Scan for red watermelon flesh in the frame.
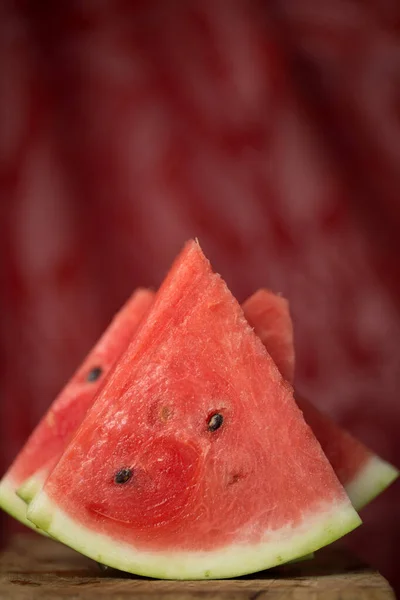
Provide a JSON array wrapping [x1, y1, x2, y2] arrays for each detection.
[[0, 288, 154, 530], [27, 241, 360, 578], [242, 289, 398, 511], [242, 289, 295, 384]]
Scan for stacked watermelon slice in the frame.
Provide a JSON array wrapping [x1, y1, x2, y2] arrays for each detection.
[[0, 241, 397, 579]]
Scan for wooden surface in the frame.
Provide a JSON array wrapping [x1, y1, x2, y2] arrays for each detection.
[[0, 534, 395, 599]]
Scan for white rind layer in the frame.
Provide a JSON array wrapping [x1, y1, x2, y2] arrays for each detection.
[[27, 492, 361, 579], [0, 476, 47, 535], [18, 473, 313, 565], [17, 472, 46, 505], [345, 455, 399, 511]]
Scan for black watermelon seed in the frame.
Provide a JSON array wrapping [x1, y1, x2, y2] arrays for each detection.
[[87, 366, 103, 382], [208, 413, 223, 432], [114, 468, 133, 484], [228, 473, 241, 485]]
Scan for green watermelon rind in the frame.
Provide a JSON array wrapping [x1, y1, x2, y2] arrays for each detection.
[[27, 492, 361, 579], [345, 455, 399, 511], [0, 477, 48, 537], [287, 553, 314, 563]]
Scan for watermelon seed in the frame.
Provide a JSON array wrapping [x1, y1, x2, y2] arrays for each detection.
[[87, 366, 103, 382], [160, 406, 172, 422], [208, 413, 223, 432], [228, 473, 241, 485], [114, 468, 133, 484]]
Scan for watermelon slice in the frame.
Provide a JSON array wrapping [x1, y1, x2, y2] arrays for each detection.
[[242, 289, 399, 511], [0, 288, 154, 531], [27, 241, 360, 579]]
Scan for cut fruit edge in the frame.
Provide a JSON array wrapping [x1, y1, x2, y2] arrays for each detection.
[[27, 491, 361, 579], [345, 454, 399, 511], [0, 476, 48, 536]]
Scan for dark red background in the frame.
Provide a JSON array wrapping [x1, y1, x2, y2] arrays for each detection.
[[1, 0, 399, 591]]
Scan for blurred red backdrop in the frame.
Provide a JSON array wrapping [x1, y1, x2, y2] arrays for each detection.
[[1, 0, 399, 590]]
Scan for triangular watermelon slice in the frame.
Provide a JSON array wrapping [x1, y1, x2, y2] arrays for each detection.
[[27, 241, 360, 579], [0, 288, 154, 531], [242, 289, 399, 511]]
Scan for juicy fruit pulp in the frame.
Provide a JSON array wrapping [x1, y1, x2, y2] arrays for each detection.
[[243, 289, 295, 383], [0, 289, 154, 530], [27, 241, 360, 579], [242, 289, 399, 511]]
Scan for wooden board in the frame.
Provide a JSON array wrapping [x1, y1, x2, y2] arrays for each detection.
[[0, 534, 395, 599]]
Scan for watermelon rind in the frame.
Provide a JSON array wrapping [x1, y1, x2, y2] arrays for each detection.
[[16, 472, 45, 505], [0, 476, 47, 536], [287, 553, 314, 563], [345, 455, 399, 511], [17, 475, 315, 568], [17, 478, 314, 567], [27, 492, 360, 579]]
